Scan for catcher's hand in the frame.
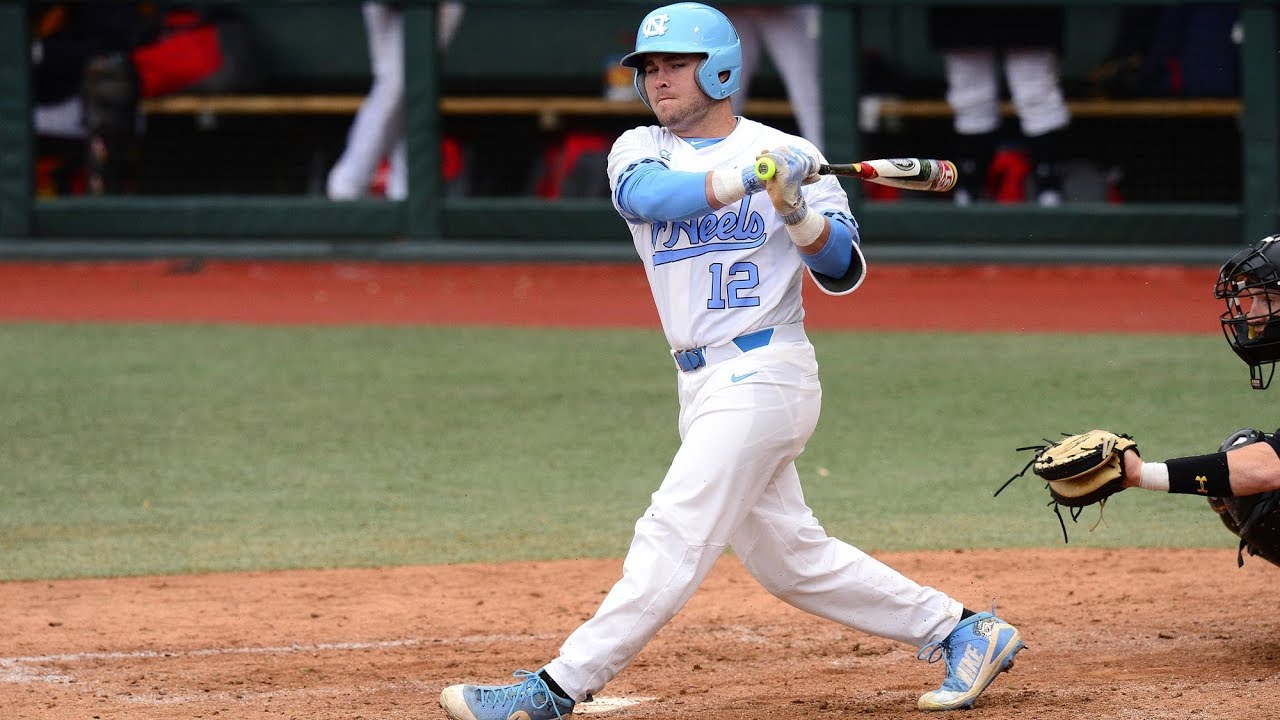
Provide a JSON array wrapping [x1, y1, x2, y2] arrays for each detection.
[[995, 429, 1139, 542]]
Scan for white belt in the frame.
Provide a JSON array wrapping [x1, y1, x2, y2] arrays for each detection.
[[672, 322, 807, 373]]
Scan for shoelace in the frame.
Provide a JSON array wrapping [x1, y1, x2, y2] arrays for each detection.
[[916, 601, 1001, 664], [475, 670, 568, 719], [916, 638, 949, 664]]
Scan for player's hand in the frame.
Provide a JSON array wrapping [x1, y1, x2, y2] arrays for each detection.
[[1120, 445, 1143, 488], [758, 145, 821, 185], [758, 146, 817, 216]]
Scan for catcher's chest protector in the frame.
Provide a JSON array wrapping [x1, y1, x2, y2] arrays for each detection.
[[1210, 428, 1280, 568], [1210, 493, 1280, 568]]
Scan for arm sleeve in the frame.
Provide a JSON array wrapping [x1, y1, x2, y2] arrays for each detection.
[[614, 160, 714, 222], [798, 214, 855, 277], [807, 209, 866, 296]]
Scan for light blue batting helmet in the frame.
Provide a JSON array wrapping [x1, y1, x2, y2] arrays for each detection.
[[619, 2, 742, 109]]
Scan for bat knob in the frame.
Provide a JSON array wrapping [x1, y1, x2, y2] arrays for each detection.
[[754, 156, 777, 181]]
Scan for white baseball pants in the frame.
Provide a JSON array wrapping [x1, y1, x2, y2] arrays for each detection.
[[327, 2, 464, 200], [543, 337, 962, 702], [943, 47, 1071, 138], [728, 5, 824, 147], [326, 2, 405, 200]]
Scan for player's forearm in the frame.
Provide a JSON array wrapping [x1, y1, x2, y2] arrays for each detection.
[[1221, 442, 1280, 495], [797, 215, 852, 278], [617, 163, 762, 222], [616, 165, 711, 221], [1126, 441, 1280, 496]]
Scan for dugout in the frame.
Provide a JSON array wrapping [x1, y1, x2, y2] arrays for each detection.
[[0, 0, 1275, 262]]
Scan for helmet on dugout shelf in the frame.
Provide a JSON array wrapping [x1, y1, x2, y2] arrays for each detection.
[[1216, 234, 1280, 389], [620, 2, 742, 109]]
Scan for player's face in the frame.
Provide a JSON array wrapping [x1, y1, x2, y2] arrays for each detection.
[[642, 53, 719, 135], [1239, 286, 1280, 330]]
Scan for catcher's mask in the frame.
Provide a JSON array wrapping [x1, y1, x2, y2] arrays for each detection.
[[619, 2, 742, 110], [1216, 233, 1280, 389]]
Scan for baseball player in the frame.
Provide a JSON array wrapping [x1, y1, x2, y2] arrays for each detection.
[[439, 5, 1023, 718], [1111, 234, 1280, 566]]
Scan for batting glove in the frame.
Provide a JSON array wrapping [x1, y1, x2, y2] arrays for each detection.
[[761, 146, 826, 246], [761, 146, 819, 216]]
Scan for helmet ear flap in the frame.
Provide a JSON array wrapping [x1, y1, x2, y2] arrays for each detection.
[[633, 69, 650, 109]]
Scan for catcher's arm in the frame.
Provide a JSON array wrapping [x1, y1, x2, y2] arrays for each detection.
[[1127, 438, 1280, 497], [1225, 442, 1280, 495]]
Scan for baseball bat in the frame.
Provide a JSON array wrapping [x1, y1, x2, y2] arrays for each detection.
[[755, 156, 957, 193]]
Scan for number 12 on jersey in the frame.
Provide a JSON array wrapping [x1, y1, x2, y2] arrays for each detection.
[[707, 262, 761, 309]]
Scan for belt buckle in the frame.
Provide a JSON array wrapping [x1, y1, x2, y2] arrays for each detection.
[[674, 347, 706, 372]]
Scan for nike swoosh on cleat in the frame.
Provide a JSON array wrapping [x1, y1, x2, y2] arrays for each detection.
[[731, 371, 758, 382]]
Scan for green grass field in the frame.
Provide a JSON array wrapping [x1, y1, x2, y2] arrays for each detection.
[[2, 323, 1270, 581]]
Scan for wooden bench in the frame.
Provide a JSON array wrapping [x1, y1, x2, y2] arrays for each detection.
[[140, 94, 1243, 128], [874, 97, 1241, 119], [139, 94, 797, 130]]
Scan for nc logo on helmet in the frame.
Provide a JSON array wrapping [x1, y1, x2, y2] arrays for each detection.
[[642, 13, 670, 38]]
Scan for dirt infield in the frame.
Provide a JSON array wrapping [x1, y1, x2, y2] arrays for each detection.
[[4, 260, 1272, 720], [5, 550, 1277, 720]]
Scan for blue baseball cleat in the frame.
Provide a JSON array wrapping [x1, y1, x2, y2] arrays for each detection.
[[439, 669, 575, 720], [916, 610, 1024, 711]]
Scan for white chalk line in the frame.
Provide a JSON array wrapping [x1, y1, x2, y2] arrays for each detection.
[[125, 681, 651, 713], [1, 632, 557, 669], [0, 622, 808, 675], [577, 696, 656, 715], [0, 633, 653, 712], [43, 674, 650, 713], [118, 676, 424, 702]]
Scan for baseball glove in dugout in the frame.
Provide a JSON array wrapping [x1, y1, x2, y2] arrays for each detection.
[[995, 429, 1137, 542]]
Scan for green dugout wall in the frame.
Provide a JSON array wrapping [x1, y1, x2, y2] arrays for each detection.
[[0, 0, 1274, 262]]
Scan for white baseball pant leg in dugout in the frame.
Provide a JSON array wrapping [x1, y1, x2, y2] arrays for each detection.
[[326, 1, 405, 200], [943, 47, 1069, 139], [942, 48, 1001, 136], [1003, 48, 1070, 138], [382, 2, 465, 201], [730, 5, 824, 146]]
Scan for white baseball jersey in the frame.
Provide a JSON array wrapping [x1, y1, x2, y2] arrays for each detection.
[[607, 117, 851, 353]]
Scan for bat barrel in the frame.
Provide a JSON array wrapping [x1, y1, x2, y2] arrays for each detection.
[[843, 158, 956, 192], [756, 156, 957, 193]]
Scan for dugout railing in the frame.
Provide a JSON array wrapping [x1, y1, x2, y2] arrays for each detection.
[[0, 0, 1273, 263]]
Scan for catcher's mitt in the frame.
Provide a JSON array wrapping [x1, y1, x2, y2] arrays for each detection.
[[995, 429, 1138, 542]]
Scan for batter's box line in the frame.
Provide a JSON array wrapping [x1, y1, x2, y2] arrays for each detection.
[[0, 632, 562, 684], [121, 684, 654, 714]]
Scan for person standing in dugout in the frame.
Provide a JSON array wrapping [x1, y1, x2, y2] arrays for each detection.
[[438, 4, 1024, 719], [927, 4, 1072, 206]]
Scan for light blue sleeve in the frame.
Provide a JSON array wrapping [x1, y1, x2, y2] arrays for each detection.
[[800, 210, 859, 277], [614, 159, 713, 222]]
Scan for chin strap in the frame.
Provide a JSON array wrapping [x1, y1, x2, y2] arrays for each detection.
[[1250, 362, 1276, 390]]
